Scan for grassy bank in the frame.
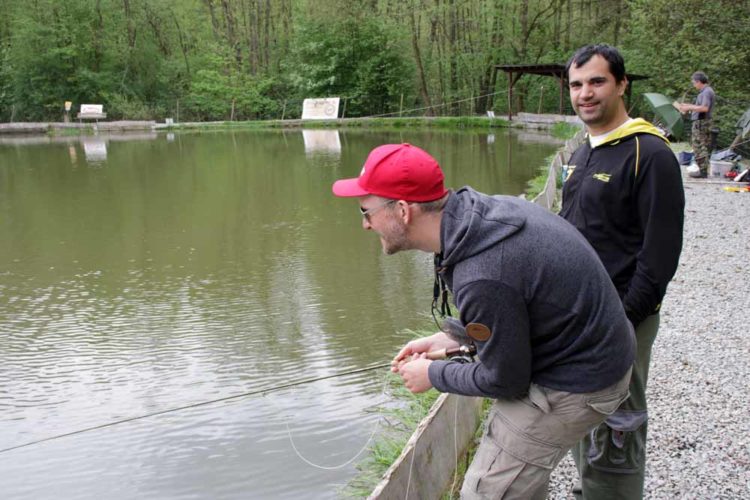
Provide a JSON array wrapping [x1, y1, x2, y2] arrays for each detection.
[[48, 126, 95, 136], [343, 371, 490, 499], [524, 122, 580, 203], [344, 368, 491, 499], [549, 121, 580, 140], [343, 372, 442, 498]]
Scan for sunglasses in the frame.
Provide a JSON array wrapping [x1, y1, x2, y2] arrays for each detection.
[[359, 199, 396, 222]]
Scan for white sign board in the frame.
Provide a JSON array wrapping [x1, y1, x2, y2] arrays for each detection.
[[301, 98, 340, 120], [80, 104, 104, 114]]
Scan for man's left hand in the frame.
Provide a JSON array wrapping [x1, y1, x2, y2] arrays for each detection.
[[398, 355, 433, 393]]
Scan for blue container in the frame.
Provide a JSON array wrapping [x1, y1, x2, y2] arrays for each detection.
[[678, 151, 694, 165]]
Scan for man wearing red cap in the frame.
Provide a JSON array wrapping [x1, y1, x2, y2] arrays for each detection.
[[333, 143, 636, 498]]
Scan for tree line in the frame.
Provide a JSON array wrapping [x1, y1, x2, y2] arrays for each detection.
[[0, 0, 747, 144]]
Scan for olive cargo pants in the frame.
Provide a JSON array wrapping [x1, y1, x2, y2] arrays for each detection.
[[572, 313, 660, 500]]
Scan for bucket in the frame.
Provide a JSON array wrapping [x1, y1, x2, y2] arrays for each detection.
[[678, 151, 694, 165], [710, 160, 733, 178]]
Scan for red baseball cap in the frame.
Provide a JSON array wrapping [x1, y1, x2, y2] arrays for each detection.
[[332, 143, 448, 202]]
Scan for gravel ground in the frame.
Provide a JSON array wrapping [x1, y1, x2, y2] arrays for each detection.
[[549, 174, 750, 498]]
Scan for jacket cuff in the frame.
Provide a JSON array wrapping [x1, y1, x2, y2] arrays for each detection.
[[427, 360, 450, 392]]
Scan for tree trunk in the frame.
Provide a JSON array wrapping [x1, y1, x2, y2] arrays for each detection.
[[122, 0, 136, 50], [92, 0, 104, 72], [172, 9, 191, 78], [410, 8, 434, 116], [221, 0, 243, 70], [613, 0, 623, 46], [448, 0, 458, 115], [264, 0, 271, 71], [205, 0, 221, 40], [565, 0, 571, 50]]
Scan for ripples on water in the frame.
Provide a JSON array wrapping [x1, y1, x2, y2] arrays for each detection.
[[1, 247, 398, 498]]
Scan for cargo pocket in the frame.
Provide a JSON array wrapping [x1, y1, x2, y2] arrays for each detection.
[[463, 405, 560, 498], [585, 386, 629, 416], [586, 410, 647, 474], [486, 405, 564, 470]]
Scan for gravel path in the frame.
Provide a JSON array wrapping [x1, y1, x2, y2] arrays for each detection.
[[549, 175, 750, 498]]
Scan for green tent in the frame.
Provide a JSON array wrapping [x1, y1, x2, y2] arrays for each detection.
[[643, 93, 685, 140], [736, 106, 750, 139]]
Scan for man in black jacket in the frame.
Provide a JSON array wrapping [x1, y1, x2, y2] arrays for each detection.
[[561, 44, 685, 499], [333, 143, 635, 498]]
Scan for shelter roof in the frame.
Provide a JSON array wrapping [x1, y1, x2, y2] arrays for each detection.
[[494, 63, 648, 81]]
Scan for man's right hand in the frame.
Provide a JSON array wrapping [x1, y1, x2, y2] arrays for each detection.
[[391, 332, 459, 372]]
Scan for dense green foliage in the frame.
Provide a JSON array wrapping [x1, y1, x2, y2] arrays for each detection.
[[0, 0, 747, 146]]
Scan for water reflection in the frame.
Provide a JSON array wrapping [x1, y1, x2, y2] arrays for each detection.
[[0, 131, 161, 165], [81, 136, 108, 163], [302, 129, 342, 156], [0, 128, 561, 499]]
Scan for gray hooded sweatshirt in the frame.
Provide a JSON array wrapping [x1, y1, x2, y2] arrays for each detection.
[[428, 187, 635, 399]]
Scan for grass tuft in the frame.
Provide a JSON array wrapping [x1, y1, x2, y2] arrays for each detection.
[[550, 121, 581, 140]]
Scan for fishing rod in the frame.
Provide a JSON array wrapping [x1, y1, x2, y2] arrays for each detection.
[[2, 318, 476, 455]]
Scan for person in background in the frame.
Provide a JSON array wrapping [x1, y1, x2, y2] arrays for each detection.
[[561, 44, 685, 499], [677, 71, 715, 178], [332, 142, 635, 498]]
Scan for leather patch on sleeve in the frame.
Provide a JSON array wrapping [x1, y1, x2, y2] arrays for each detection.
[[466, 323, 491, 341]]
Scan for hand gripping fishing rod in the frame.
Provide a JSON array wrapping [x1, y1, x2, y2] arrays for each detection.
[[1, 319, 476, 455]]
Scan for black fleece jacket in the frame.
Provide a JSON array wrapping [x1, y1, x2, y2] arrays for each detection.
[[427, 188, 635, 399], [559, 120, 685, 327]]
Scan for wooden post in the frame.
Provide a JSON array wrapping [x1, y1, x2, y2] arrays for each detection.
[[487, 66, 498, 111], [558, 75, 564, 115], [399, 93, 404, 117], [538, 86, 544, 114], [341, 98, 347, 119], [281, 100, 286, 121], [507, 72, 513, 121], [176, 99, 180, 123], [230, 98, 235, 121]]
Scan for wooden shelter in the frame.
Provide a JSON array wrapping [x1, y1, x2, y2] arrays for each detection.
[[490, 64, 648, 120]]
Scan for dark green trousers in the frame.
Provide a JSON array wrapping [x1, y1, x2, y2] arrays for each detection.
[[572, 313, 660, 500]]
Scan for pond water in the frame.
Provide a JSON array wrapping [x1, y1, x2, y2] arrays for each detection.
[[0, 127, 561, 499]]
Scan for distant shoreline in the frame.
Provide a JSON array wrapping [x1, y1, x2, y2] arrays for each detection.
[[0, 114, 582, 137]]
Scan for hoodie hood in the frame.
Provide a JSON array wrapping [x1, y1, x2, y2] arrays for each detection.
[[439, 187, 526, 267], [596, 117, 669, 148]]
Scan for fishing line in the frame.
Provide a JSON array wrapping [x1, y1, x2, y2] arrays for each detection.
[[269, 374, 391, 471], [404, 424, 418, 500], [449, 395, 460, 497], [0, 361, 392, 455]]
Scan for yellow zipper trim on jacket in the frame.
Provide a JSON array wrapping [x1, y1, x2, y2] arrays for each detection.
[[635, 136, 641, 178]]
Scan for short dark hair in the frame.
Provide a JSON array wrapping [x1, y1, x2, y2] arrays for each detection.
[[691, 71, 709, 84], [566, 44, 626, 83]]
